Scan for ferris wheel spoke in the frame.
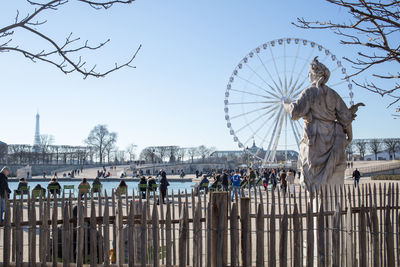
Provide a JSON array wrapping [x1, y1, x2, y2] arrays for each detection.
[[288, 43, 301, 90], [229, 88, 272, 100], [289, 78, 307, 99], [287, 46, 316, 96], [238, 108, 279, 138], [230, 104, 278, 120], [253, 107, 283, 157], [269, 46, 284, 92], [235, 106, 279, 134], [236, 75, 278, 99], [227, 100, 279, 106], [268, 113, 285, 162], [244, 64, 282, 98], [289, 117, 300, 149], [284, 42, 287, 96], [256, 53, 283, 96], [264, 109, 284, 162]]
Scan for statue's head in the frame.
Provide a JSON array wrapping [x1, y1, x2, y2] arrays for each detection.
[[308, 56, 330, 85]]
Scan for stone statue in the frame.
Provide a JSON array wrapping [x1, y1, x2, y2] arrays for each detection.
[[283, 57, 364, 191]]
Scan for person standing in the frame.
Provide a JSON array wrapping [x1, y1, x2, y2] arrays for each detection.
[[270, 169, 277, 190], [159, 171, 170, 204], [352, 168, 361, 187], [230, 170, 241, 201], [0, 166, 11, 222], [221, 169, 230, 191]]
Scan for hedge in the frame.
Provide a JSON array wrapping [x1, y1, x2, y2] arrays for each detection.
[[371, 174, 400, 180]]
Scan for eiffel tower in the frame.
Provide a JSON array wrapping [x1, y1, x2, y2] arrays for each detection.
[[32, 112, 40, 153]]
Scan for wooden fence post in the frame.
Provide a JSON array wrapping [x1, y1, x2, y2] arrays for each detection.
[[90, 200, 98, 267], [332, 204, 340, 267], [306, 202, 314, 267], [385, 205, 395, 267], [128, 200, 135, 267], [240, 197, 251, 267], [103, 192, 110, 267], [116, 193, 124, 266], [256, 203, 264, 267], [230, 202, 239, 267], [29, 197, 37, 266], [140, 203, 147, 267], [280, 205, 288, 267], [165, 198, 172, 267], [317, 202, 325, 267], [293, 204, 301, 267], [269, 194, 276, 267], [62, 204, 70, 267], [370, 205, 379, 267], [178, 204, 188, 267], [152, 201, 160, 267], [3, 196, 11, 267], [210, 192, 228, 267]]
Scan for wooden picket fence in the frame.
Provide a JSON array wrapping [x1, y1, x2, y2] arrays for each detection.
[[0, 182, 399, 266]]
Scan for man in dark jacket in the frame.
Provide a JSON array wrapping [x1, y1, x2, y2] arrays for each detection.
[[352, 168, 361, 187], [0, 166, 11, 222], [159, 170, 169, 204], [221, 169, 230, 191]]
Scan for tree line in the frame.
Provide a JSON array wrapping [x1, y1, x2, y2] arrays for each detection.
[[139, 145, 216, 164], [347, 138, 400, 160]]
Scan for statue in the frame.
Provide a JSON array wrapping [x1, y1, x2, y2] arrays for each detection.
[[283, 57, 364, 192]]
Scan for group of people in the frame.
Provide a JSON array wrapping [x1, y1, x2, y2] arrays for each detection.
[[197, 167, 298, 201], [138, 169, 170, 204]]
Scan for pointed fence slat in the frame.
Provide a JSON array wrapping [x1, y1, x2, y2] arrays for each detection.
[[165, 199, 172, 267], [256, 203, 264, 267], [279, 205, 288, 267], [240, 197, 251, 267], [293, 204, 301, 267], [230, 202, 239, 267]]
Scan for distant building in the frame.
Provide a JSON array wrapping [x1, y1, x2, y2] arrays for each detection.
[[32, 112, 40, 153], [211, 140, 298, 163]]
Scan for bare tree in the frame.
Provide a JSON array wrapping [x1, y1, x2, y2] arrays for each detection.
[[85, 124, 117, 164], [1, 0, 141, 78], [126, 144, 137, 161], [140, 147, 157, 163], [198, 145, 214, 163], [354, 140, 367, 160], [154, 146, 169, 163], [383, 138, 399, 160], [39, 134, 54, 163], [177, 147, 187, 162], [368, 139, 382, 160], [187, 147, 199, 163], [294, 0, 400, 109], [167, 146, 179, 163]]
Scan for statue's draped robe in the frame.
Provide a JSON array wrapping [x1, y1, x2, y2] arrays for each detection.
[[288, 85, 352, 191]]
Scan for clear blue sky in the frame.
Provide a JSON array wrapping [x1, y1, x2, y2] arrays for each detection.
[[1, 0, 399, 154]]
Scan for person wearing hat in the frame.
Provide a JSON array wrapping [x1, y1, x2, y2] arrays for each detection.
[[0, 166, 11, 222]]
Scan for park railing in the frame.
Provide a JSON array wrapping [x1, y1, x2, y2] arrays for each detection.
[[0, 182, 399, 266]]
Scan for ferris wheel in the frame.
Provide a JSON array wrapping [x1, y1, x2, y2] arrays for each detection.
[[224, 37, 354, 165]]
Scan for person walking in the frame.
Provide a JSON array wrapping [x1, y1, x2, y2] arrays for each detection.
[[352, 168, 361, 187], [0, 167, 11, 222], [269, 169, 277, 190], [280, 169, 287, 194], [230, 170, 241, 201], [287, 169, 295, 197]]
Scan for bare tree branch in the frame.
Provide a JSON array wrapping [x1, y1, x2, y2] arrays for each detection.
[[0, 0, 140, 78], [293, 0, 400, 111]]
